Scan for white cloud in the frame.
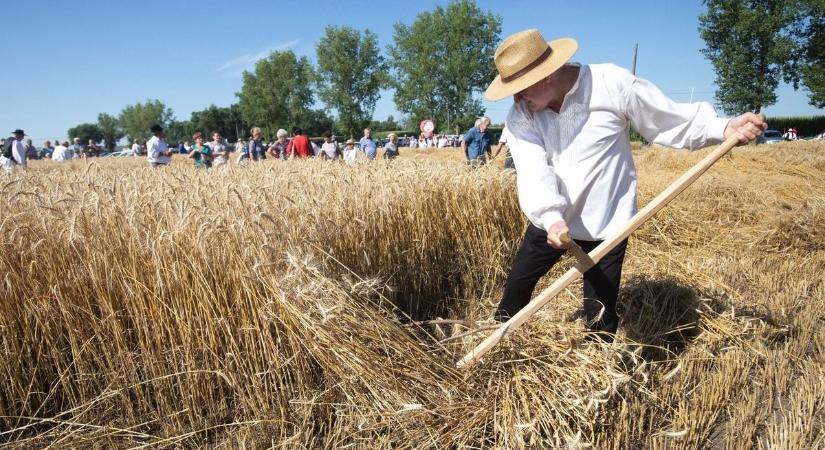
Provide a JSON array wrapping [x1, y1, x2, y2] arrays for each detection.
[[217, 40, 300, 76]]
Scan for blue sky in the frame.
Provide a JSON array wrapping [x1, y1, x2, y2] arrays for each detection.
[[3, 0, 822, 142]]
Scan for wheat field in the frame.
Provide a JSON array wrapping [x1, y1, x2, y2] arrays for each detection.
[[0, 142, 823, 449]]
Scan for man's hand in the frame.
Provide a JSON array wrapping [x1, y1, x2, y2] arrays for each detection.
[[546, 220, 570, 249], [724, 112, 767, 145]]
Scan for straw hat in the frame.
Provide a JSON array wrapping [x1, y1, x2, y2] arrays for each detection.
[[484, 29, 577, 101], [345, 138, 355, 145]]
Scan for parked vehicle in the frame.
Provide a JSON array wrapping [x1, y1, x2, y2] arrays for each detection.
[[758, 130, 783, 145], [102, 150, 136, 157]]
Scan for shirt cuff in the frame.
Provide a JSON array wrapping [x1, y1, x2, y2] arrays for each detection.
[[707, 117, 730, 142], [538, 209, 565, 231]]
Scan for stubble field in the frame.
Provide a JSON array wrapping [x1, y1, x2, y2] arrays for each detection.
[[0, 142, 823, 449]]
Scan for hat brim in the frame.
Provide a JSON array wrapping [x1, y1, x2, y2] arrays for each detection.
[[484, 38, 578, 102]]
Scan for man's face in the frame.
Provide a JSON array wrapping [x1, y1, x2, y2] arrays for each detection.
[[364, 129, 371, 138], [514, 77, 556, 112], [213, 133, 221, 141], [15, 133, 24, 141]]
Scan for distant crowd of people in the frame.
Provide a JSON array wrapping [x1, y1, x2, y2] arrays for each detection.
[[2, 119, 520, 171], [145, 125, 402, 168]]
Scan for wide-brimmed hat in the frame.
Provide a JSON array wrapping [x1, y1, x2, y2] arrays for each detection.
[[387, 133, 397, 140], [11, 129, 25, 135], [484, 29, 577, 101], [345, 138, 355, 145]]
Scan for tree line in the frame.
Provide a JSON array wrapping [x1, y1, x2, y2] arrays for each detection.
[[700, 0, 825, 114], [68, 0, 501, 149], [68, 0, 825, 149]]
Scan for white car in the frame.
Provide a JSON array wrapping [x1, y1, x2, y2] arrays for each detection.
[[102, 150, 135, 157]]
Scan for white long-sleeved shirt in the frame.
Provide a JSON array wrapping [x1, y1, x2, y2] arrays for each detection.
[[52, 144, 69, 161], [506, 63, 730, 241], [146, 135, 170, 164]]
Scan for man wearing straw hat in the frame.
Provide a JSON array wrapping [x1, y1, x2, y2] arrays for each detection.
[[486, 29, 766, 341], [1, 129, 29, 171]]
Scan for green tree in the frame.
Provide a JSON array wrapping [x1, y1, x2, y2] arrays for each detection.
[[299, 109, 335, 137], [96, 113, 123, 151], [236, 50, 315, 138], [189, 104, 248, 142], [316, 26, 388, 138], [789, 0, 825, 107], [67, 123, 103, 145], [699, 0, 797, 114], [370, 115, 401, 131], [165, 120, 195, 145], [119, 99, 174, 142], [388, 0, 501, 132]]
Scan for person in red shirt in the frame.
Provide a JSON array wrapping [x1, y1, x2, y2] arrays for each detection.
[[286, 127, 313, 159]]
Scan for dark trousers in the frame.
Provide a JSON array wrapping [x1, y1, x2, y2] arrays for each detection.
[[495, 224, 628, 342]]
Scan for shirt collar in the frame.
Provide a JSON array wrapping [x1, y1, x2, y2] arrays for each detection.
[[560, 63, 584, 111]]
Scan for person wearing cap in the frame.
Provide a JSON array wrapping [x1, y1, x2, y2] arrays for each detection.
[[485, 29, 767, 341], [462, 117, 493, 165], [147, 124, 173, 167], [343, 138, 358, 165], [1, 129, 28, 170], [383, 133, 400, 160]]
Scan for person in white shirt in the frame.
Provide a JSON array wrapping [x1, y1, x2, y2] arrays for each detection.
[[484, 29, 767, 341], [320, 132, 340, 160], [437, 135, 448, 148], [492, 126, 515, 170], [131, 139, 142, 156], [146, 124, 173, 167], [52, 140, 70, 162], [343, 138, 358, 164], [1, 129, 28, 171]]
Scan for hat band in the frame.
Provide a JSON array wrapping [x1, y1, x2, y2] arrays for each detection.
[[501, 46, 554, 83]]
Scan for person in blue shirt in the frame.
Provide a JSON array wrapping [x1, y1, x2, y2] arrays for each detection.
[[462, 116, 492, 165], [359, 127, 377, 160]]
